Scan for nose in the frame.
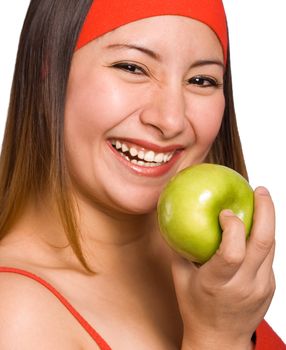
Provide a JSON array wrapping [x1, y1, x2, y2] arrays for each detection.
[[139, 85, 187, 139]]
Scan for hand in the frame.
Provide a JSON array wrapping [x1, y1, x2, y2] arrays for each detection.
[[172, 187, 276, 350]]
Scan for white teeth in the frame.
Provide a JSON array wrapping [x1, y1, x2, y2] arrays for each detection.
[[122, 143, 129, 153], [111, 139, 175, 167], [131, 159, 161, 168], [167, 153, 173, 161], [154, 153, 164, 163], [116, 141, 122, 150], [130, 147, 138, 157], [138, 150, 145, 160], [131, 159, 159, 167], [144, 151, 155, 162]]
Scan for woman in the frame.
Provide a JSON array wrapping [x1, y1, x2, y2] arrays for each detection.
[[0, 0, 284, 349]]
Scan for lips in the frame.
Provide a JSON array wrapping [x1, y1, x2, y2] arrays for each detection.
[[108, 138, 184, 177]]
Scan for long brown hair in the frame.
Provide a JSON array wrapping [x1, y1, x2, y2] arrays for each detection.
[[0, 1, 247, 269], [206, 45, 248, 178]]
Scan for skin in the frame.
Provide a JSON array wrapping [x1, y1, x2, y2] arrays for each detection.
[[0, 16, 275, 350]]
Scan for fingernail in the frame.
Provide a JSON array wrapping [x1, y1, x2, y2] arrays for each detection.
[[221, 209, 234, 216], [256, 186, 270, 196]]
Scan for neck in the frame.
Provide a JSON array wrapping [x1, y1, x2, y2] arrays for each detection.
[[4, 193, 170, 273], [74, 195, 168, 272]]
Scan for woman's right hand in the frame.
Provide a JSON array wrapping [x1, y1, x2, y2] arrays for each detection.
[[171, 186, 276, 350]]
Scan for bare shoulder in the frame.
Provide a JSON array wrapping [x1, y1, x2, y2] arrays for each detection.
[[0, 271, 82, 349]]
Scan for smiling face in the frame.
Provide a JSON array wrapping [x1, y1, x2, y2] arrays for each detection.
[[64, 15, 225, 214]]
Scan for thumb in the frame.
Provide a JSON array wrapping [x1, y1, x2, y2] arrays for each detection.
[[205, 209, 246, 283]]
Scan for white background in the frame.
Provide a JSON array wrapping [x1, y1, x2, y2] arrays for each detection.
[[0, 1, 285, 342]]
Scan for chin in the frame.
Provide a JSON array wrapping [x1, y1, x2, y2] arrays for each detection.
[[106, 188, 161, 216]]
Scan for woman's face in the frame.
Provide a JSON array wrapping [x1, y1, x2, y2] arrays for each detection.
[[64, 15, 225, 214]]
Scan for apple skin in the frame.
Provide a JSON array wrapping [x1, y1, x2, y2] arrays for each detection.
[[157, 163, 254, 264]]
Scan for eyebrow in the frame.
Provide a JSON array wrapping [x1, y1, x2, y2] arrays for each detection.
[[105, 43, 224, 69], [105, 43, 162, 61], [190, 59, 225, 70]]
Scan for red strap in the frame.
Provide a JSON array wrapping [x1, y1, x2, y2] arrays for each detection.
[[0, 267, 111, 350], [1, 267, 285, 349], [255, 319, 286, 349]]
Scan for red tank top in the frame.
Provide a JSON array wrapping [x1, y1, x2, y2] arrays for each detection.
[[0, 266, 111, 350], [0, 266, 285, 349]]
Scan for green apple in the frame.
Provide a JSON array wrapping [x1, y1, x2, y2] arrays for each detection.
[[157, 163, 254, 264]]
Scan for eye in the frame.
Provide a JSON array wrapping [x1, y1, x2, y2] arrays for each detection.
[[188, 75, 222, 88], [111, 62, 148, 75]]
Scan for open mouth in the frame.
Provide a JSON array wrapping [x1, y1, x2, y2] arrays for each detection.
[[111, 139, 175, 168]]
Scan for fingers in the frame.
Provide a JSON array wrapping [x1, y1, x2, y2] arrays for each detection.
[[173, 186, 275, 291], [255, 243, 276, 302], [252, 242, 276, 298], [203, 209, 246, 283], [171, 252, 200, 312], [171, 252, 196, 291], [256, 240, 276, 278], [244, 186, 275, 274]]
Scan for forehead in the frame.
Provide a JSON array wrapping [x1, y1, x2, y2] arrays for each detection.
[[95, 15, 224, 59], [101, 15, 218, 40]]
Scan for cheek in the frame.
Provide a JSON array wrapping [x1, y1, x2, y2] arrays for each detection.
[[65, 74, 132, 138], [190, 93, 225, 146], [64, 72, 128, 186]]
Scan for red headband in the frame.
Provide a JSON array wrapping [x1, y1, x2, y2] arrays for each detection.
[[76, 0, 228, 63]]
